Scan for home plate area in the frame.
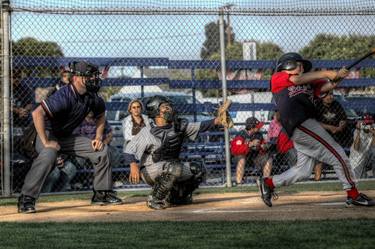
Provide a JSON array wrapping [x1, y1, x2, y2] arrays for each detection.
[[1, 191, 374, 222]]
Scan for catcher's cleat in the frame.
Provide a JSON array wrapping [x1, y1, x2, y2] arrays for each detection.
[[146, 195, 171, 210], [257, 177, 273, 207], [17, 195, 36, 214], [346, 193, 375, 207], [91, 190, 123, 206]]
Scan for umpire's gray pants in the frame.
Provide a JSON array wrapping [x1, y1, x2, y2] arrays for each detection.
[[21, 132, 112, 198], [273, 119, 357, 190]]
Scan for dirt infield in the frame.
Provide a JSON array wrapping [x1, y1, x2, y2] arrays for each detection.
[[1, 190, 375, 222]]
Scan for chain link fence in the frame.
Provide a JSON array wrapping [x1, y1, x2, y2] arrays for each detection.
[[2, 0, 375, 196]]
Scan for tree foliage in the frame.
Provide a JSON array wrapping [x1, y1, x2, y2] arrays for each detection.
[[197, 40, 282, 97], [200, 21, 235, 59], [300, 34, 375, 77], [12, 37, 64, 57], [197, 41, 282, 81], [299, 34, 375, 59], [12, 37, 64, 77]]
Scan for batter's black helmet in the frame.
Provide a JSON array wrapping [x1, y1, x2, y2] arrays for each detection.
[[145, 95, 173, 118], [275, 52, 312, 72]]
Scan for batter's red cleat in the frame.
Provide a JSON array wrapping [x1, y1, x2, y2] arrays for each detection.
[[257, 177, 273, 207], [346, 193, 375, 207]]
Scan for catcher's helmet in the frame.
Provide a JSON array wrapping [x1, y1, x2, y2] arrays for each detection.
[[275, 52, 312, 72], [145, 95, 173, 118]]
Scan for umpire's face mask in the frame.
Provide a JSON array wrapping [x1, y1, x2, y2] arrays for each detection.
[[159, 103, 175, 123], [84, 73, 101, 93]]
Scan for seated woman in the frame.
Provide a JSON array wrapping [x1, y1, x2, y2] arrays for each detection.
[[122, 99, 151, 151]]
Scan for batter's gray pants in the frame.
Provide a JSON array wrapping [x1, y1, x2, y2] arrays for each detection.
[[21, 132, 113, 198], [273, 119, 357, 190]]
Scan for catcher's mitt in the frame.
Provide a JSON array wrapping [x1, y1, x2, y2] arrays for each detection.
[[217, 99, 234, 128]]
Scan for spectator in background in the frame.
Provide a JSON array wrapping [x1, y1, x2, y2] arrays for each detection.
[[12, 68, 33, 129], [35, 65, 71, 104], [56, 65, 71, 90], [266, 109, 297, 168], [75, 111, 124, 169], [315, 90, 351, 180], [41, 154, 77, 192], [122, 99, 151, 151], [350, 115, 375, 179], [231, 117, 273, 185], [316, 90, 350, 147]]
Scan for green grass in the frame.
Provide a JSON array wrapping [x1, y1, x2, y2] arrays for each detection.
[[1, 180, 375, 206], [0, 220, 374, 249]]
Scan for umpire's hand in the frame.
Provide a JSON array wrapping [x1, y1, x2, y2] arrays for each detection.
[[129, 162, 140, 184], [91, 139, 104, 151]]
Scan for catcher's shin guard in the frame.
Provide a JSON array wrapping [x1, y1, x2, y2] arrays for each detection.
[[169, 162, 206, 205], [147, 172, 176, 210]]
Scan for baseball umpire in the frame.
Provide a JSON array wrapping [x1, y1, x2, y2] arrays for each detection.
[[258, 52, 375, 207], [124, 95, 232, 210], [17, 61, 123, 213]]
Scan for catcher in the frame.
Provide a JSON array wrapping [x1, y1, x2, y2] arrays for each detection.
[[123, 95, 233, 210]]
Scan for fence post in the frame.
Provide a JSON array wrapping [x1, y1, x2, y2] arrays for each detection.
[[191, 68, 197, 122], [219, 9, 232, 188], [1, 0, 11, 196]]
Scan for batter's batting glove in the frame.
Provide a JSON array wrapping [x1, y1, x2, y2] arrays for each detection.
[[216, 99, 234, 129], [331, 67, 349, 83]]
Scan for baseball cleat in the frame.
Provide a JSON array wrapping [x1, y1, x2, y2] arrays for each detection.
[[17, 195, 36, 214], [91, 190, 123, 205], [146, 195, 170, 210], [346, 193, 375, 207], [257, 177, 273, 207]]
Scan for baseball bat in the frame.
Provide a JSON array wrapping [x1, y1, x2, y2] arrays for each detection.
[[346, 48, 375, 70]]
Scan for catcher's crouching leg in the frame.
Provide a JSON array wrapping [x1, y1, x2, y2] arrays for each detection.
[[169, 161, 206, 205], [147, 161, 183, 210]]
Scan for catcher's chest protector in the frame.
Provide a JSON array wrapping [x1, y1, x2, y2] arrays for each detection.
[[150, 119, 188, 163]]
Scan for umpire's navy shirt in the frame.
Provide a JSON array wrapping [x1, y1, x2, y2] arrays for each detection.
[[41, 84, 105, 138]]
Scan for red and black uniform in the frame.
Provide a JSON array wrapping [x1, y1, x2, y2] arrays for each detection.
[[271, 72, 320, 137], [266, 71, 358, 201]]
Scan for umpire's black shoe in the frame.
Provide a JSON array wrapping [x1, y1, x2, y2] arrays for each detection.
[[91, 190, 123, 206], [17, 195, 36, 214], [257, 177, 273, 207], [346, 193, 375, 207]]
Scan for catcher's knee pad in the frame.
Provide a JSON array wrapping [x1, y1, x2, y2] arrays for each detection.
[[164, 161, 183, 178], [190, 161, 206, 182]]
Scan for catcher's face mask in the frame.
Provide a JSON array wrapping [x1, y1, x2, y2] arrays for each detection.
[[159, 102, 175, 123]]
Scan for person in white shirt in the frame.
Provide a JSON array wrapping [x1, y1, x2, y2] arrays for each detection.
[[122, 99, 151, 151], [350, 115, 375, 179]]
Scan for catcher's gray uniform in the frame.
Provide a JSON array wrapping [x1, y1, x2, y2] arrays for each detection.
[[124, 120, 201, 183]]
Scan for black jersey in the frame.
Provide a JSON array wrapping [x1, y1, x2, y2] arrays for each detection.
[[271, 72, 317, 137]]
